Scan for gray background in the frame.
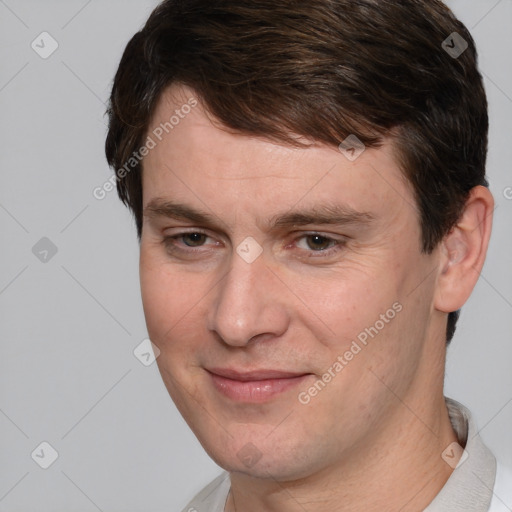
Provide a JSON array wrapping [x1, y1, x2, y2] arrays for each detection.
[[0, 1, 510, 510]]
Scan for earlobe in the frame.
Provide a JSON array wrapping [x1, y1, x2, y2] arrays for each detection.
[[434, 186, 494, 313]]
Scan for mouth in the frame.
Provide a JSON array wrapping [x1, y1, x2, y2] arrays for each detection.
[[206, 368, 313, 403]]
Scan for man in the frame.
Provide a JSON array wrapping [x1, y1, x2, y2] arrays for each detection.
[[105, 0, 512, 510]]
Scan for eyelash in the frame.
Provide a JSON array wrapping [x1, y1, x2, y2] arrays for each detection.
[[161, 231, 346, 258]]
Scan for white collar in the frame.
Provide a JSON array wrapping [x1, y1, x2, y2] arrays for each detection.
[[424, 397, 497, 511]]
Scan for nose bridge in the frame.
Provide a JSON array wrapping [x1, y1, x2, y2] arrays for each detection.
[[207, 249, 287, 346]]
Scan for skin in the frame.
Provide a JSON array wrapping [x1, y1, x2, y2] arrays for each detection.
[[139, 84, 494, 511]]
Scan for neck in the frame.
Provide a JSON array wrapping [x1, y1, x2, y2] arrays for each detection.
[[225, 393, 459, 512]]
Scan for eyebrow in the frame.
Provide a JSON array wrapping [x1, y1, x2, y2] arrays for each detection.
[[143, 198, 374, 231]]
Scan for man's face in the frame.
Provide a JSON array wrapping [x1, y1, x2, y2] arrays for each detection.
[[139, 84, 443, 480]]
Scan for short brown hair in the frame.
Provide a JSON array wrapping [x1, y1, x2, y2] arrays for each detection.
[[105, 0, 488, 343]]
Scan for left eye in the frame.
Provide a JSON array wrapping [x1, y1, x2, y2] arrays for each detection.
[[296, 234, 336, 251], [293, 234, 345, 256]]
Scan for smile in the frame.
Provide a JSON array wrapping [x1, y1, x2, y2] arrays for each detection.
[[206, 368, 313, 403]]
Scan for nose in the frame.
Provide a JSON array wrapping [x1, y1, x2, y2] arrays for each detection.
[[207, 248, 289, 347]]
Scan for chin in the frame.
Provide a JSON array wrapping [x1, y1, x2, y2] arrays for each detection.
[[199, 431, 323, 482]]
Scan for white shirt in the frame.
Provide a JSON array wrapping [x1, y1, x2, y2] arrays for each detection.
[[182, 398, 512, 511]]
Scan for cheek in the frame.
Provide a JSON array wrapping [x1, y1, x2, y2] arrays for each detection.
[[302, 264, 418, 390], [302, 271, 395, 343], [139, 250, 215, 370], [140, 252, 191, 344]]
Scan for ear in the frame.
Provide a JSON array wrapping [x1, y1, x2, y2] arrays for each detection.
[[434, 186, 494, 314]]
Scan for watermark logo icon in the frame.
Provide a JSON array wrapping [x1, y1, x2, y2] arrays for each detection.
[[338, 135, 366, 161], [441, 442, 468, 469], [236, 237, 263, 264], [442, 32, 468, 59], [32, 237, 58, 263], [31, 32, 59, 59], [31, 441, 59, 469], [134, 338, 161, 366], [237, 442, 263, 468]]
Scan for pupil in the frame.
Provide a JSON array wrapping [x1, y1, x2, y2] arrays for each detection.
[[185, 233, 204, 246], [309, 235, 328, 250]]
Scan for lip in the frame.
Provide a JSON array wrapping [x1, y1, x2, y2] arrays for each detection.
[[206, 368, 312, 403]]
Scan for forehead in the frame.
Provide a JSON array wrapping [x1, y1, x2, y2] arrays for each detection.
[[142, 84, 416, 228]]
